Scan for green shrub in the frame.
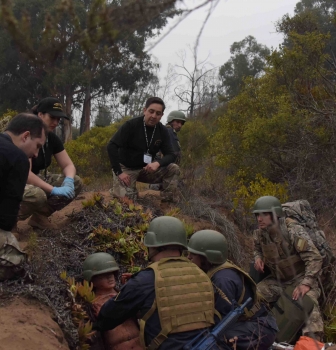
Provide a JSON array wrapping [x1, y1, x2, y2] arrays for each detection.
[[65, 118, 129, 180], [227, 173, 288, 215], [0, 109, 17, 132]]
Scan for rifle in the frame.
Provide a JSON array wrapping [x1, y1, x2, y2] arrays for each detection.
[[183, 297, 252, 350]]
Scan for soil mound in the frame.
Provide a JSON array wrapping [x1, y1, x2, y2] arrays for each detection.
[[0, 297, 69, 350], [0, 191, 165, 349], [0, 190, 247, 349]]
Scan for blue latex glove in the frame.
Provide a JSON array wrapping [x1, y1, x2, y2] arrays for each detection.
[[51, 182, 75, 199], [62, 177, 75, 191]]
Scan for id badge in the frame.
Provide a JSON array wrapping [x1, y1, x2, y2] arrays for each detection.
[[144, 153, 152, 164]]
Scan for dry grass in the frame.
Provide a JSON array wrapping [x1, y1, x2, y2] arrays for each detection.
[[82, 174, 150, 193], [178, 195, 246, 267], [82, 173, 112, 192]]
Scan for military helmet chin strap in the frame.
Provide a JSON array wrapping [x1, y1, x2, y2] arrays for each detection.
[[148, 247, 160, 261]]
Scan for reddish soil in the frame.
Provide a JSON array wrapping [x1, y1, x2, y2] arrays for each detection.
[[3, 191, 114, 350], [16, 190, 163, 242], [16, 191, 112, 243], [0, 297, 69, 350]]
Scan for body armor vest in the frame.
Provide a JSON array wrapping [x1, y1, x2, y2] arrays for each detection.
[[139, 257, 215, 350], [257, 218, 305, 281], [208, 261, 262, 319]]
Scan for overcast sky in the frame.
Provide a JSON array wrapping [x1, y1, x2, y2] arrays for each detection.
[[148, 0, 299, 113], [150, 0, 299, 68]]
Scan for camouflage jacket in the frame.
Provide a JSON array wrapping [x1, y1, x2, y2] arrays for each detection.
[[253, 218, 323, 287], [166, 125, 181, 164]]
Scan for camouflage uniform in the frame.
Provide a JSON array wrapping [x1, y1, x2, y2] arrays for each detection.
[[18, 174, 83, 220], [166, 125, 182, 164], [253, 217, 324, 334], [112, 163, 179, 201], [0, 229, 26, 281]]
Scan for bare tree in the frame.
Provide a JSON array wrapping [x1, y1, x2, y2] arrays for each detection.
[[173, 48, 219, 117]]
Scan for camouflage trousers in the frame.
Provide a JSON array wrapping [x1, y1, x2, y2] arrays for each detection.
[[18, 174, 83, 220], [0, 229, 26, 281], [112, 163, 180, 201], [257, 276, 323, 334]]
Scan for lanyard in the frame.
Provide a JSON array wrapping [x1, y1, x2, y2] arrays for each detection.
[[143, 118, 156, 153]]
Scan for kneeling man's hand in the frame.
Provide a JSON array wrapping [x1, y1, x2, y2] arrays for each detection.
[[144, 161, 160, 173], [118, 173, 131, 187], [292, 284, 310, 300]]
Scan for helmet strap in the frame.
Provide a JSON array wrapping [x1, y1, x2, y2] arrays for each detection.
[[148, 247, 168, 260], [201, 258, 213, 273]]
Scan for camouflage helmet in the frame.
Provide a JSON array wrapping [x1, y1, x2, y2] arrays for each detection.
[[188, 230, 228, 264], [167, 110, 186, 124], [144, 216, 188, 249], [252, 196, 284, 217], [82, 252, 119, 282]]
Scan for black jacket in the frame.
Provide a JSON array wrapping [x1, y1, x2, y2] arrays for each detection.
[[0, 133, 29, 230], [107, 117, 176, 175]]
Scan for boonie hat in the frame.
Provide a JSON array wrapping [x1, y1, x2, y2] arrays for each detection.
[[37, 97, 69, 119]]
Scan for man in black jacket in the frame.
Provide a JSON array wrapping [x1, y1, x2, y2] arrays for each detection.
[[0, 113, 46, 281], [107, 97, 180, 202]]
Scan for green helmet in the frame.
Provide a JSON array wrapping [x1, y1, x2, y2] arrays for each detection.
[[167, 111, 186, 124], [144, 216, 187, 249], [252, 196, 284, 217], [82, 252, 119, 282], [188, 230, 228, 264]]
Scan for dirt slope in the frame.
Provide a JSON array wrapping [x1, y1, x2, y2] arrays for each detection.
[[0, 298, 69, 350], [0, 190, 248, 350], [1, 191, 109, 350]]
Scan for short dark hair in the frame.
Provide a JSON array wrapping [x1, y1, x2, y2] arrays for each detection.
[[145, 97, 165, 111], [6, 113, 47, 138]]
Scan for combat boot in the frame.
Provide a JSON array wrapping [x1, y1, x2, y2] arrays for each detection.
[[28, 213, 56, 230]]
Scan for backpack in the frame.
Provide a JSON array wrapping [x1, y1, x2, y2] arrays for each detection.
[[282, 200, 335, 267], [271, 285, 315, 344]]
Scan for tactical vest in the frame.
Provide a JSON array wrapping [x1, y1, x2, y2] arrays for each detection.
[[139, 257, 215, 350], [207, 261, 262, 319], [257, 218, 306, 282]]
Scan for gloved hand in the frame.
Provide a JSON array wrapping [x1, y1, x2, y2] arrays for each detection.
[[59, 176, 75, 198], [61, 177, 75, 191], [51, 184, 75, 199]]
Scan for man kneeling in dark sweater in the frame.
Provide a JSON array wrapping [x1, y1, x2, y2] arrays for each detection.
[[107, 97, 179, 202]]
